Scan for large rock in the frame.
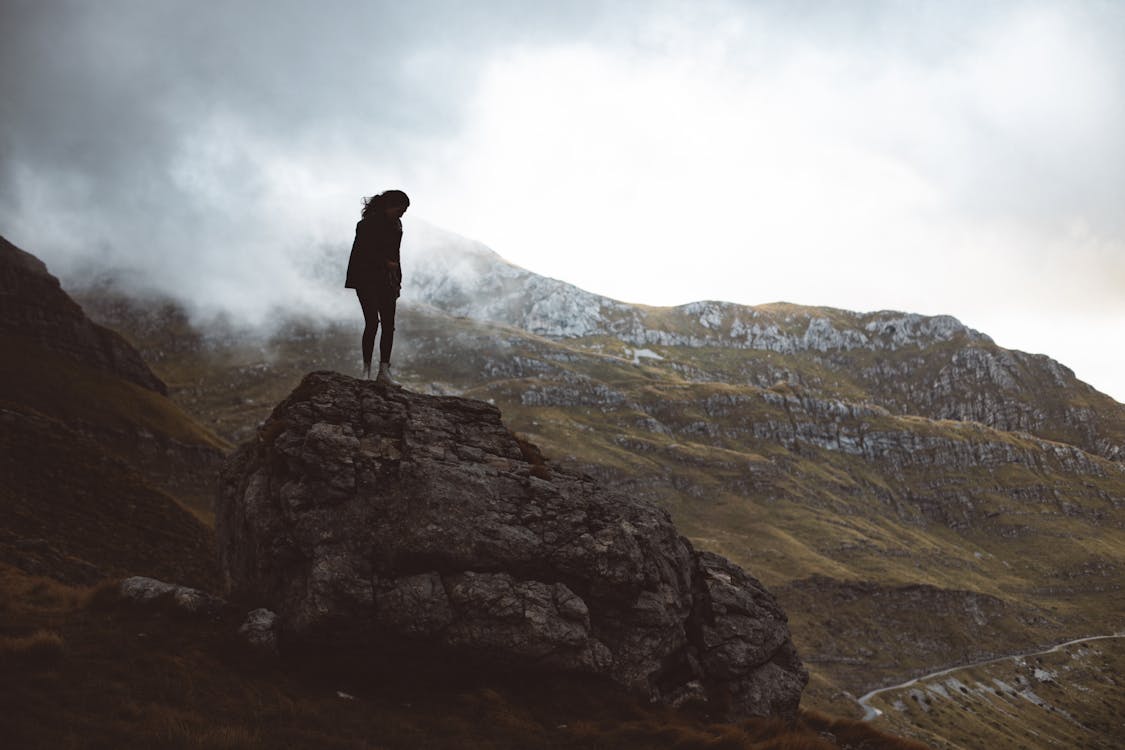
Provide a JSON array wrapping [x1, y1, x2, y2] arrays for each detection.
[[217, 371, 807, 719]]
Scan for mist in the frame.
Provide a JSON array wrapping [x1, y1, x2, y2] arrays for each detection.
[[2, 1, 1123, 400]]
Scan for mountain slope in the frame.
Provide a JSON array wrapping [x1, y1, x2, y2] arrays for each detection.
[[859, 634, 1125, 749], [74, 235, 1125, 746], [0, 235, 166, 394], [0, 235, 226, 586], [401, 225, 1125, 462]]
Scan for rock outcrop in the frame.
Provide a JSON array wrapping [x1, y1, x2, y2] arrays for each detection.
[[398, 228, 1125, 461], [217, 371, 807, 719], [119, 576, 225, 616]]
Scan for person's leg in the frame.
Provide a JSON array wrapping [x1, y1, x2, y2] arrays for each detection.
[[356, 289, 380, 374], [377, 295, 397, 364]]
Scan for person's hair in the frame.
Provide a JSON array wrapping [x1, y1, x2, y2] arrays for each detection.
[[361, 189, 411, 219]]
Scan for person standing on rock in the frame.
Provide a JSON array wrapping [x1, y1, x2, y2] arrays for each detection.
[[345, 189, 409, 385]]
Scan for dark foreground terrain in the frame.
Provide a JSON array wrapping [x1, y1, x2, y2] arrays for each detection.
[[0, 565, 927, 749]]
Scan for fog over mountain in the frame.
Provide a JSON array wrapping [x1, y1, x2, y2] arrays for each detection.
[[2, 1, 1123, 400]]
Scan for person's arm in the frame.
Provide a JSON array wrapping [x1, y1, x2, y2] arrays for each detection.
[[371, 219, 402, 269], [384, 218, 402, 268]]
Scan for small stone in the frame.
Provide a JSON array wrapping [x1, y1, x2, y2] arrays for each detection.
[[119, 576, 225, 615], [238, 608, 278, 654]]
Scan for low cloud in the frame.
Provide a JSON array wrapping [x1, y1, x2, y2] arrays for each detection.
[[2, 1, 1123, 399]]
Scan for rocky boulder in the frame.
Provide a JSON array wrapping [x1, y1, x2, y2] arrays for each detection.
[[216, 371, 807, 719], [118, 576, 225, 616]]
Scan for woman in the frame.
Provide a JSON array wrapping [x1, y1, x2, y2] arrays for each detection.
[[345, 189, 410, 385]]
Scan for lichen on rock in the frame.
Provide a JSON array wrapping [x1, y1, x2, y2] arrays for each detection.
[[216, 371, 807, 719]]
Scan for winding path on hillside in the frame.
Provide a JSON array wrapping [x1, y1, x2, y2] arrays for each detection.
[[857, 632, 1125, 721]]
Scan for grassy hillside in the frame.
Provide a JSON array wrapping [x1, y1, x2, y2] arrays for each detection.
[[0, 332, 224, 451], [0, 331, 228, 521], [0, 331, 225, 587], [860, 634, 1125, 749], [74, 289, 1125, 745], [0, 408, 218, 589]]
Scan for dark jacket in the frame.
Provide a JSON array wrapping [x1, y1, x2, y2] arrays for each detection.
[[345, 214, 402, 294]]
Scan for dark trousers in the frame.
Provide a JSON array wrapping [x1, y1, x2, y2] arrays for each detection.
[[356, 287, 397, 366]]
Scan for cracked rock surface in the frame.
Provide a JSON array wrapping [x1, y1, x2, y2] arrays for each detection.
[[217, 371, 807, 719]]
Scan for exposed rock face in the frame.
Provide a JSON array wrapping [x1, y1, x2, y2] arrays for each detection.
[[0, 234, 165, 393], [398, 228, 1124, 462], [217, 371, 807, 719], [403, 226, 986, 352]]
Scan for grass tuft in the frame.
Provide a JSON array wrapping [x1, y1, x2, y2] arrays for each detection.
[[84, 578, 127, 611], [0, 629, 65, 670], [798, 709, 931, 749]]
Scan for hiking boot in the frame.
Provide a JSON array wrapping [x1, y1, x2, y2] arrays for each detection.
[[375, 362, 398, 387], [362, 363, 372, 380]]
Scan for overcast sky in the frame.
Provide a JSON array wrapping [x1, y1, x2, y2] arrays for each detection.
[[2, 1, 1123, 401]]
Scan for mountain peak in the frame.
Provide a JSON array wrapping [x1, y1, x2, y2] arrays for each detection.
[[403, 228, 993, 353]]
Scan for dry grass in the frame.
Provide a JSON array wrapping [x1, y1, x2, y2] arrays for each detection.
[[567, 710, 931, 750], [0, 566, 105, 619], [0, 564, 924, 750], [0, 629, 65, 670], [861, 637, 1125, 750], [798, 710, 930, 749], [0, 332, 228, 452], [0, 406, 219, 589]]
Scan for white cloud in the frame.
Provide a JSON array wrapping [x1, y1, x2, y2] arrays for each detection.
[[2, 1, 1122, 400], [402, 4, 1125, 401]]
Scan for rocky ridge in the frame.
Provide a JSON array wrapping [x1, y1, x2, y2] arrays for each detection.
[[404, 230, 988, 351], [217, 371, 808, 719], [0, 234, 166, 394], [399, 227, 1124, 462]]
